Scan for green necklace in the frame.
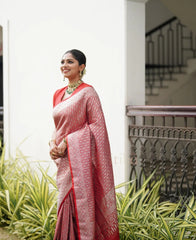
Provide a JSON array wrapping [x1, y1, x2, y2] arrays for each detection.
[[66, 80, 83, 94]]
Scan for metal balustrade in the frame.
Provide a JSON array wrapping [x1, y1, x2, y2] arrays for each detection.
[[146, 17, 196, 95], [126, 105, 196, 202]]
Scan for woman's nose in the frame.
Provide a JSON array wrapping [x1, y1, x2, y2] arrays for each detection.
[[61, 63, 67, 69]]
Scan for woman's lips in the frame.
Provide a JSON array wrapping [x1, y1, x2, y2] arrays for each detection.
[[63, 70, 70, 74]]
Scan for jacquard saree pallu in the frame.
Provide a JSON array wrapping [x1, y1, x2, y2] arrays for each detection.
[[52, 83, 119, 240]]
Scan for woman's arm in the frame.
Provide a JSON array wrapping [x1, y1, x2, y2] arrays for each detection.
[[49, 130, 67, 160], [49, 130, 58, 160]]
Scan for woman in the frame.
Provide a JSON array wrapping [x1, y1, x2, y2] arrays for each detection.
[[49, 49, 119, 240]]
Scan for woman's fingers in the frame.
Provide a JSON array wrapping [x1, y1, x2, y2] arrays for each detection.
[[57, 140, 67, 155], [50, 146, 60, 158], [50, 148, 65, 159], [49, 140, 67, 159], [57, 149, 66, 157], [50, 146, 58, 154]]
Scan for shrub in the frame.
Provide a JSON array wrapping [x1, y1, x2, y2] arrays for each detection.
[[0, 144, 196, 239], [116, 174, 196, 240], [0, 146, 57, 239]]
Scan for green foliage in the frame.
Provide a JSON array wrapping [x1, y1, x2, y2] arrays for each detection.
[[0, 146, 57, 239], [116, 174, 196, 240], [0, 142, 196, 239]]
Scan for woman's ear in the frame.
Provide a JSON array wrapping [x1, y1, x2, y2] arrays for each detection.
[[79, 64, 85, 72]]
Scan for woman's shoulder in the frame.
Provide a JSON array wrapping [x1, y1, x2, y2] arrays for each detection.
[[82, 83, 98, 97], [53, 86, 67, 107], [54, 86, 66, 97]]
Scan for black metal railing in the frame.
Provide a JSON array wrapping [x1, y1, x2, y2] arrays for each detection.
[[146, 17, 196, 95], [126, 105, 196, 202]]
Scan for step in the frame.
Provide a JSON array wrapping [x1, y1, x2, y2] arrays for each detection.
[[146, 73, 187, 85], [146, 66, 187, 73], [145, 57, 196, 104], [187, 58, 196, 74], [146, 87, 159, 96], [146, 75, 189, 105], [146, 80, 177, 89], [146, 78, 186, 91]]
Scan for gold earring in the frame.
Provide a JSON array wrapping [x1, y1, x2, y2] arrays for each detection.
[[79, 71, 82, 78]]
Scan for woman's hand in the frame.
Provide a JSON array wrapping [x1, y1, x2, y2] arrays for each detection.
[[57, 138, 67, 157], [49, 140, 60, 160], [49, 138, 67, 160]]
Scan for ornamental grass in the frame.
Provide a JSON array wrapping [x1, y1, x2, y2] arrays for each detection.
[[0, 145, 57, 239], [116, 175, 196, 240], [0, 143, 196, 239]]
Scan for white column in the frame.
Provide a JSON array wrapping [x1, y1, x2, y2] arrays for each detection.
[[124, 0, 147, 181], [126, 0, 146, 105], [0, 18, 10, 159]]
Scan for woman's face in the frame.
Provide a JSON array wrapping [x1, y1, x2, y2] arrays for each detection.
[[60, 53, 84, 81]]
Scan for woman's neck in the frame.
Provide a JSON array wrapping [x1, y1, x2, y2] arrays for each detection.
[[68, 77, 81, 85]]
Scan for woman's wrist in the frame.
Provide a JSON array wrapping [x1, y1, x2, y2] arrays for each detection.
[[49, 139, 56, 146], [62, 138, 67, 147]]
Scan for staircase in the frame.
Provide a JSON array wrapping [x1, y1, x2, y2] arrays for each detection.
[[145, 17, 196, 105], [146, 58, 196, 105]]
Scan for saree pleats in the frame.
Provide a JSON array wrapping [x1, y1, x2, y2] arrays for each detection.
[[55, 154, 72, 211], [54, 190, 78, 240]]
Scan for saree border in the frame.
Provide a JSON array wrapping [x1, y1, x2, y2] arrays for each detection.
[[57, 188, 72, 216], [53, 83, 92, 108], [66, 136, 81, 240]]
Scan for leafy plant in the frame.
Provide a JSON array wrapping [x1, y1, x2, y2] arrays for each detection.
[[116, 174, 196, 240], [0, 146, 58, 239], [0, 142, 196, 240]]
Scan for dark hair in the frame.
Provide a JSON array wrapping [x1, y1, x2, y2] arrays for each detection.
[[64, 49, 86, 66]]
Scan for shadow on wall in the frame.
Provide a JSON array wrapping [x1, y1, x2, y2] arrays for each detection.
[[170, 70, 196, 105]]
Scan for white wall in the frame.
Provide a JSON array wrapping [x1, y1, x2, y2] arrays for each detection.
[[0, 0, 146, 185], [0, 26, 2, 56], [125, 0, 146, 181]]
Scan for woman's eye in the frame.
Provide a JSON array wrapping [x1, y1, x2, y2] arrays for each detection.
[[61, 60, 73, 64]]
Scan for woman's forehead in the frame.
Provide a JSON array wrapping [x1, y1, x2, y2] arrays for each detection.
[[62, 53, 74, 60]]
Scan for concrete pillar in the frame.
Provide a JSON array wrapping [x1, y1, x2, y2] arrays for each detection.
[[124, 0, 146, 182]]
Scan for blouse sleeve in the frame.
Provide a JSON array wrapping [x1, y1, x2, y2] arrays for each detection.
[[53, 90, 59, 108]]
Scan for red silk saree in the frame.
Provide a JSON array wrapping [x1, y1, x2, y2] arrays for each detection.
[[52, 83, 119, 240]]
